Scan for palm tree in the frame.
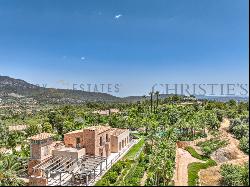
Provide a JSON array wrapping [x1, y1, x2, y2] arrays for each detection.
[[1, 155, 21, 171], [0, 155, 22, 186], [149, 92, 154, 113], [155, 91, 160, 113]]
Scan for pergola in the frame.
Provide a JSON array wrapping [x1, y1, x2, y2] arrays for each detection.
[[33, 155, 107, 186]]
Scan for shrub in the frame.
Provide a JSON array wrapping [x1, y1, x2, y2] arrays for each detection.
[[197, 138, 228, 156], [95, 178, 110, 186], [124, 164, 145, 186], [111, 161, 124, 174], [239, 136, 249, 154], [123, 139, 144, 160], [221, 163, 249, 186], [106, 171, 118, 184], [231, 124, 249, 139]]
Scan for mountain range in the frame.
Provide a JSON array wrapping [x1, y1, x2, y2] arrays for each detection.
[[0, 76, 248, 104]]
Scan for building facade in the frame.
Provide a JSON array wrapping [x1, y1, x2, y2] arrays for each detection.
[[28, 126, 130, 186]]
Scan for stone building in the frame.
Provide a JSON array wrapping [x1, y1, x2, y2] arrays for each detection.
[[28, 126, 130, 186], [110, 128, 130, 153], [64, 126, 112, 157], [92, 108, 120, 116], [28, 133, 55, 185]]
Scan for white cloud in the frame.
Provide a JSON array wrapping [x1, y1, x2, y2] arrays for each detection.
[[114, 14, 122, 19], [81, 57, 85, 60]]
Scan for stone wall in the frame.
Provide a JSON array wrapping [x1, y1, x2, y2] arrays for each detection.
[[52, 148, 86, 160], [30, 138, 54, 161], [83, 129, 96, 155], [64, 131, 84, 148], [28, 159, 41, 176], [176, 141, 194, 149], [96, 130, 111, 157], [29, 176, 48, 186], [111, 136, 118, 153], [111, 130, 129, 152]]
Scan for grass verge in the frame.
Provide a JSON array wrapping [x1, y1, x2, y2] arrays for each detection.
[[123, 138, 144, 160], [184, 146, 208, 161], [185, 146, 217, 186], [188, 159, 217, 186], [95, 138, 145, 186]]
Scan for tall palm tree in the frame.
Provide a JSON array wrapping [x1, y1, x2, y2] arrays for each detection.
[[155, 91, 160, 113], [149, 92, 154, 113]]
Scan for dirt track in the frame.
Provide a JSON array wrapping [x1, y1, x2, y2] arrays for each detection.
[[199, 118, 249, 186], [174, 118, 249, 186], [174, 148, 204, 186]]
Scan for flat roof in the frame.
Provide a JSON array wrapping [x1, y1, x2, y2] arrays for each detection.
[[111, 128, 128, 136], [28, 133, 54, 141], [8, 125, 27, 131], [85, 125, 111, 134], [54, 147, 85, 153], [92, 109, 120, 115], [64, 129, 83, 135]]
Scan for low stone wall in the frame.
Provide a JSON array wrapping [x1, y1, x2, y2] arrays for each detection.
[[176, 141, 194, 149], [29, 176, 48, 186]]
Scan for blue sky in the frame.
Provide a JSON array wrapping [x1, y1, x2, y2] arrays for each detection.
[[0, 0, 249, 96]]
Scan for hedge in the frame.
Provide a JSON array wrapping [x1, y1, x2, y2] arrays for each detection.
[[95, 139, 145, 186], [123, 138, 144, 160], [188, 159, 217, 186]]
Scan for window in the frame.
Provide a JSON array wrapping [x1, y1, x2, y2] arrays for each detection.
[[76, 137, 80, 148], [100, 137, 103, 146], [106, 134, 109, 142], [119, 142, 122, 151], [43, 146, 48, 156], [76, 137, 80, 144]]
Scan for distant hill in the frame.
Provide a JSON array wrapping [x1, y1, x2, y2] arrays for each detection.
[[0, 76, 248, 104], [0, 76, 121, 104], [195, 95, 249, 102], [122, 94, 178, 102]]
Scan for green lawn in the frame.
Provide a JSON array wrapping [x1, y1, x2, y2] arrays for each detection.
[[188, 159, 217, 186], [185, 146, 208, 161], [185, 146, 217, 186], [95, 138, 145, 186], [123, 138, 144, 160]]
